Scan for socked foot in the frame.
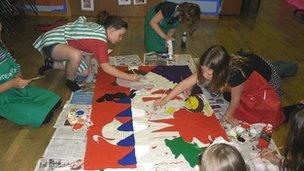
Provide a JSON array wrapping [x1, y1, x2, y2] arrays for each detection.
[[38, 58, 54, 75], [65, 79, 81, 92]]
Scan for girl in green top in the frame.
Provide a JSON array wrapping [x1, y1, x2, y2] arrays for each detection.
[[144, 2, 201, 53], [0, 23, 60, 128]]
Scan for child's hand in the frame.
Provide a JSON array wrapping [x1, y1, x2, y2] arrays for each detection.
[[223, 114, 240, 125], [153, 98, 168, 110], [182, 89, 191, 98], [12, 76, 31, 88], [260, 149, 280, 165], [129, 74, 141, 82]]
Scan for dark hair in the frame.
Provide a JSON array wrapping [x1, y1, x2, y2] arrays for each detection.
[[284, 109, 304, 170], [178, 2, 201, 37], [197, 45, 230, 91], [97, 11, 128, 30]]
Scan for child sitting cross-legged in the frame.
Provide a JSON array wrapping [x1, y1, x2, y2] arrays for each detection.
[[0, 23, 61, 128]]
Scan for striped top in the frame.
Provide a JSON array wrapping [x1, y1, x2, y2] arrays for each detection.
[[33, 16, 107, 52], [0, 41, 20, 83]]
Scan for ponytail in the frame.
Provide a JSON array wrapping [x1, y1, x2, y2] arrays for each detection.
[[97, 11, 128, 30], [97, 11, 109, 25]]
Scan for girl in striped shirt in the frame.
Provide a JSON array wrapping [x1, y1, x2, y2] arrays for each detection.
[[34, 11, 140, 91]]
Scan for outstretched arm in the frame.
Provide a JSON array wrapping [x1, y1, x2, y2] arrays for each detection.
[[260, 149, 281, 166], [100, 63, 140, 81], [150, 11, 173, 41], [0, 81, 14, 93], [223, 83, 243, 123], [153, 73, 197, 107]]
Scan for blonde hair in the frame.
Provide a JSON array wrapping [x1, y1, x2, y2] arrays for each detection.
[[200, 143, 247, 171]]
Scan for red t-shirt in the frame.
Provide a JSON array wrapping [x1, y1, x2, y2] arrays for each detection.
[[67, 39, 109, 63]]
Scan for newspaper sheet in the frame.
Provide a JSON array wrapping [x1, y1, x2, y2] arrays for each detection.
[[109, 54, 142, 66]]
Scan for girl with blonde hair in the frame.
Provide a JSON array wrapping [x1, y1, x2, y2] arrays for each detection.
[[200, 143, 247, 171]]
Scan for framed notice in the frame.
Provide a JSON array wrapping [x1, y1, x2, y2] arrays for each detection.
[[81, 0, 94, 11], [134, 0, 147, 5], [118, 0, 132, 5]]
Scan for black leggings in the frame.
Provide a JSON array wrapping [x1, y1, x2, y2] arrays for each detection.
[[41, 43, 59, 58]]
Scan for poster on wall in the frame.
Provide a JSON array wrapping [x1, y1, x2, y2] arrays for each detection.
[[25, 0, 68, 14], [118, 0, 132, 5], [81, 0, 94, 11], [134, 0, 147, 5]]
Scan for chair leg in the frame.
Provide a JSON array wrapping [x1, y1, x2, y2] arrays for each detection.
[[256, 0, 261, 12], [293, 9, 298, 16], [242, 0, 250, 11], [293, 9, 304, 20]]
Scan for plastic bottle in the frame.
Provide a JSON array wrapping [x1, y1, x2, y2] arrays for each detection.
[[167, 40, 173, 60], [181, 31, 187, 49], [258, 123, 273, 149]]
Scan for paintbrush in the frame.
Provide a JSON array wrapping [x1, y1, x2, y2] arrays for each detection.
[[29, 76, 45, 81], [130, 68, 137, 75], [273, 145, 284, 158], [152, 89, 168, 111], [162, 89, 167, 98]]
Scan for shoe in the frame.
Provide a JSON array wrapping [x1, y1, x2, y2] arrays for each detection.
[[65, 80, 81, 92], [38, 58, 54, 75]]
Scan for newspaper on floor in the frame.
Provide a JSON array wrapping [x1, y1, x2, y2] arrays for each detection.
[[109, 54, 142, 66], [143, 52, 167, 66], [53, 103, 92, 130], [86, 57, 99, 84], [70, 91, 94, 105], [168, 54, 197, 73], [52, 127, 87, 139], [143, 53, 197, 73], [42, 137, 86, 159], [35, 158, 83, 171]]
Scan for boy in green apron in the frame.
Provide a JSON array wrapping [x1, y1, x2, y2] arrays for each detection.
[[144, 2, 201, 53], [0, 23, 61, 128]]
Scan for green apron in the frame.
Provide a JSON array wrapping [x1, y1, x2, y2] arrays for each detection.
[[144, 6, 180, 53], [0, 43, 60, 128]]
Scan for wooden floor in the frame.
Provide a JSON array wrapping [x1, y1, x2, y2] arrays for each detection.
[[1, 0, 304, 170]]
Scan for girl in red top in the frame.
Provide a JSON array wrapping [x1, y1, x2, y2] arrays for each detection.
[[34, 11, 140, 91]]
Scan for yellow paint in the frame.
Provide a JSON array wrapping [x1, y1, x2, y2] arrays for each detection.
[[165, 106, 176, 114]]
